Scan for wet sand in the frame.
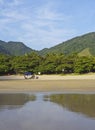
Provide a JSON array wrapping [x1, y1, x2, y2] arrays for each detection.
[[0, 75, 95, 92]]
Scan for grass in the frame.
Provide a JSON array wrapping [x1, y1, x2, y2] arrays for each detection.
[[78, 48, 92, 56]]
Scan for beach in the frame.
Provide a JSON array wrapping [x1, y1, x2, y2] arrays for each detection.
[[0, 74, 95, 92]]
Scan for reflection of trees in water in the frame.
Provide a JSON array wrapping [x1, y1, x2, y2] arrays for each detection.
[[0, 93, 36, 110], [46, 94, 95, 118]]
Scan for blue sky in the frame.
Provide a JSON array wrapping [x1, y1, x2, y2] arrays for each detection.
[[0, 0, 95, 50]]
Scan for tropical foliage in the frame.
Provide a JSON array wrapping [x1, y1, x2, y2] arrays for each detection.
[[0, 52, 95, 75]]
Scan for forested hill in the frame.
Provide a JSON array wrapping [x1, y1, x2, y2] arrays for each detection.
[[0, 41, 34, 55], [0, 32, 95, 56], [39, 32, 95, 56]]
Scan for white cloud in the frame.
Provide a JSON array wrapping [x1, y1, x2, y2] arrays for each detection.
[[20, 2, 76, 49], [0, 0, 76, 50], [35, 2, 71, 22]]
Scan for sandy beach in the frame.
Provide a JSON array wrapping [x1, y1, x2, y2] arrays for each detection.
[[0, 74, 95, 92]]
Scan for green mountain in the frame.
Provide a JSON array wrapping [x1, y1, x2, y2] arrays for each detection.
[[39, 32, 95, 56], [0, 32, 95, 56], [0, 41, 34, 55]]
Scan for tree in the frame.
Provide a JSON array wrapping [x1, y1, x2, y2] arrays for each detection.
[[11, 52, 42, 74], [0, 54, 12, 75], [74, 56, 93, 73]]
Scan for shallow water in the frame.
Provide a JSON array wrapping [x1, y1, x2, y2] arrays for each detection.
[[0, 92, 95, 130]]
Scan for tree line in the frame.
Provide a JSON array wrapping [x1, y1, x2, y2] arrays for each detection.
[[0, 52, 95, 75]]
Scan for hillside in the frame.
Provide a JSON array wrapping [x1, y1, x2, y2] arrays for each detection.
[[0, 41, 34, 55], [0, 32, 95, 56], [39, 32, 95, 56]]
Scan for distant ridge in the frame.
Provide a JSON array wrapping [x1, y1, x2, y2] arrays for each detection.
[[0, 32, 95, 56], [0, 41, 34, 55], [39, 32, 95, 56]]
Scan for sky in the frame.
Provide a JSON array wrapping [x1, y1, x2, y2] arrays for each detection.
[[0, 0, 95, 50]]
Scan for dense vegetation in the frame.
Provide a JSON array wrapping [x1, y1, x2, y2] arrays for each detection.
[[0, 40, 34, 55], [39, 32, 95, 56], [0, 52, 95, 75], [0, 32, 95, 75]]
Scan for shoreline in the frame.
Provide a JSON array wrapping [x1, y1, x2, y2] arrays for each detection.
[[0, 75, 95, 92], [1, 73, 95, 80]]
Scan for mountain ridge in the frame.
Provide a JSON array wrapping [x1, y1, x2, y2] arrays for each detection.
[[39, 32, 95, 56], [0, 40, 34, 55], [0, 32, 95, 56]]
